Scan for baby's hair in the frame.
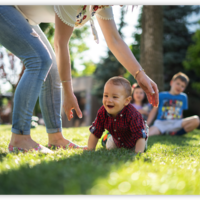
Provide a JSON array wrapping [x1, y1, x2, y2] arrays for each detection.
[[106, 76, 132, 97], [172, 72, 189, 86], [131, 83, 148, 106]]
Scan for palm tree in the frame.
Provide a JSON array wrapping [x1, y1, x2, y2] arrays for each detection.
[[140, 6, 164, 91]]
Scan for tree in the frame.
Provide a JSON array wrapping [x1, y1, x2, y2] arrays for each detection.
[[140, 6, 164, 91], [76, 60, 96, 77], [39, 23, 55, 45], [130, 5, 200, 117], [163, 6, 200, 91], [92, 6, 127, 103]]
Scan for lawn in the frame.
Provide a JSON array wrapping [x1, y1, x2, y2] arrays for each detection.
[[0, 124, 200, 195]]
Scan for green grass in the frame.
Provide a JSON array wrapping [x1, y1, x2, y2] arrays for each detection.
[[0, 125, 200, 194]]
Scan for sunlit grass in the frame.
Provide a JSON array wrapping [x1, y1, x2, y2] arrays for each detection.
[[0, 125, 200, 194]]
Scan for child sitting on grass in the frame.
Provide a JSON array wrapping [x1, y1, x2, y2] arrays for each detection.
[[147, 72, 200, 136], [131, 83, 152, 121], [87, 77, 149, 153]]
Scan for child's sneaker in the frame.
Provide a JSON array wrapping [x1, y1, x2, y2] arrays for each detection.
[[165, 131, 176, 136], [101, 132, 111, 147]]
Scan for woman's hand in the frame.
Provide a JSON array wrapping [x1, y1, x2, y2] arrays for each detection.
[[136, 71, 159, 107], [63, 92, 82, 121]]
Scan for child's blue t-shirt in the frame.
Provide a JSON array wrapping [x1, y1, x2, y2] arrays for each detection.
[[156, 92, 188, 120]]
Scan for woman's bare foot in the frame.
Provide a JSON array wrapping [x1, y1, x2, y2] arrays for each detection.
[[9, 133, 53, 153], [48, 132, 70, 146], [48, 132, 87, 149]]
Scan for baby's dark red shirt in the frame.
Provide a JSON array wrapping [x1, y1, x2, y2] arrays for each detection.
[[89, 104, 147, 149]]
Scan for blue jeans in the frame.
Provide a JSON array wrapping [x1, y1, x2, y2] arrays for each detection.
[[0, 6, 62, 135]]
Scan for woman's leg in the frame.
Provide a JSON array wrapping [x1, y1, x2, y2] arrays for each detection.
[[32, 25, 84, 148], [31, 25, 62, 133], [0, 6, 52, 150]]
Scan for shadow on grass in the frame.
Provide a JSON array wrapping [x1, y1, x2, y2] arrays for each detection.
[[0, 153, 7, 162], [0, 148, 146, 194]]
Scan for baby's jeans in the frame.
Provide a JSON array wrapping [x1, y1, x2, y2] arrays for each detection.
[[0, 6, 62, 135]]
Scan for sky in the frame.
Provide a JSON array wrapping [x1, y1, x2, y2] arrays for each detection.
[[0, 4, 200, 93]]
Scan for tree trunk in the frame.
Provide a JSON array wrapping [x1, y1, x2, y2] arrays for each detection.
[[140, 6, 164, 91]]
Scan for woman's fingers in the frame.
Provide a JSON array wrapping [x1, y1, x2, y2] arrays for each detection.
[[137, 73, 159, 107], [63, 94, 83, 121], [63, 104, 72, 121], [151, 83, 159, 107], [74, 102, 83, 119], [146, 81, 159, 107], [146, 82, 159, 107]]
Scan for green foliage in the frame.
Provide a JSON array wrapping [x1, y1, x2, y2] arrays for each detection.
[[39, 23, 55, 46], [79, 60, 96, 77], [39, 23, 90, 77], [129, 6, 200, 91], [163, 6, 200, 91], [69, 27, 90, 77], [126, 7, 143, 85], [129, 6, 200, 117], [0, 125, 200, 194], [183, 22, 200, 92]]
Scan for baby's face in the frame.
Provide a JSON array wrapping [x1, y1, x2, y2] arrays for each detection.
[[103, 82, 130, 118]]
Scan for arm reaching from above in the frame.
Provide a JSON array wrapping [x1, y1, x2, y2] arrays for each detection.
[[54, 13, 82, 121], [97, 17, 159, 107]]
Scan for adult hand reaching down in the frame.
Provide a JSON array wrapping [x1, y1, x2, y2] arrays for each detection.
[[97, 16, 159, 108], [135, 70, 159, 107], [62, 91, 82, 121]]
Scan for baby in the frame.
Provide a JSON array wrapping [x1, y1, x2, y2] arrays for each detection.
[[87, 76, 149, 153]]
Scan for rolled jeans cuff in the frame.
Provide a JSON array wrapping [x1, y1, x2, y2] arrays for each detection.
[[47, 127, 62, 134], [11, 128, 30, 135]]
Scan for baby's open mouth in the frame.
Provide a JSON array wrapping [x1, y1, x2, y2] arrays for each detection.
[[107, 105, 114, 108]]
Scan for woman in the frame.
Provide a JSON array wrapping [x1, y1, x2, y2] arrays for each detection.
[[0, 5, 158, 153]]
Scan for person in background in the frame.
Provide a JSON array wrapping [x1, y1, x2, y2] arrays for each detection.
[[147, 72, 200, 136], [131, 83, 152, 121]]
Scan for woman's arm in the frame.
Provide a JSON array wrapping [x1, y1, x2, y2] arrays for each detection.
[[97, 17, 159, 107], [54, 14, 82, 121]]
